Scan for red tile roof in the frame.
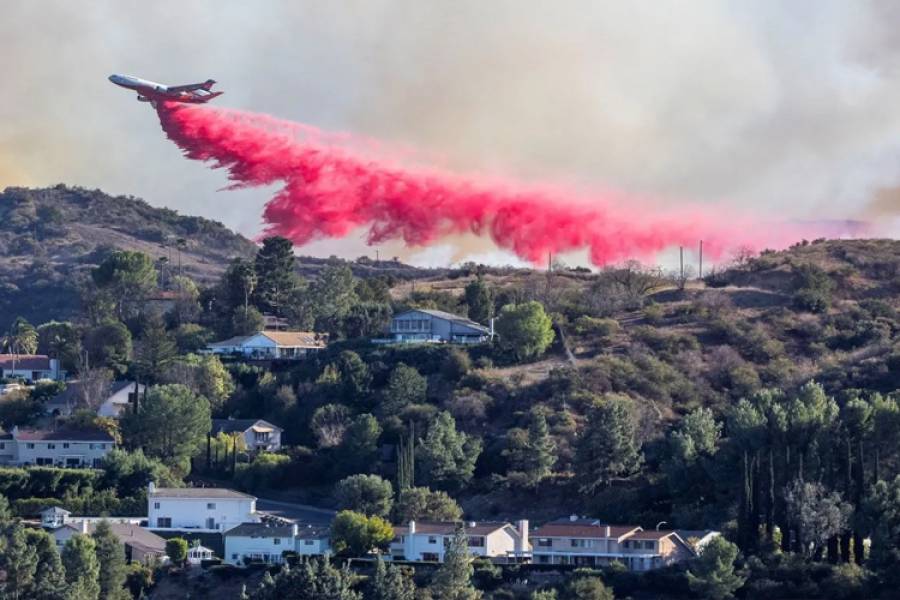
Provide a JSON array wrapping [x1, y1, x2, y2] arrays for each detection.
[[0, 354, 52, 370]]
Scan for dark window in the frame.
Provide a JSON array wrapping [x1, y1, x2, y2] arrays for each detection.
[[467, 536, 484, 547], [537, 538, 552, 547], [274, 538, 281, 545], [157, 517, 172, 528]]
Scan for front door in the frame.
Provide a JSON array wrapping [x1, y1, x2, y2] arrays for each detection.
[[206, 517, 216, 529]]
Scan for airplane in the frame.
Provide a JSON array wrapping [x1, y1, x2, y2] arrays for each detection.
[[108, 74, 223, 105]]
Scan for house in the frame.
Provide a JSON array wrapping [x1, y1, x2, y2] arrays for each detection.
[[187, 545, 217, 565], [46, 381, 144, 418], [224, 522, 298, 565], [0, 354, 63, 381], [530, 517, 695, 571], [42, 512, 165, 564], [0, 427, 115, 467], [388, 309, 490, 344], [390, 520, 530, 563], [294, 524, 332, 557], [147, 482, 260, 532], [210, 418, 283, 453], [675, 530, 721, 553], [205, 331, 326, 360]]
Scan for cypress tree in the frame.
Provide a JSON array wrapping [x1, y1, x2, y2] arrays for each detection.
[[29, 529, 69, 600], [62, 534, 101, 600], [369, 557, 416, 600], [93, 520, 129, 600], [0, 520, 38, 600], [430, 527, 481, 600]]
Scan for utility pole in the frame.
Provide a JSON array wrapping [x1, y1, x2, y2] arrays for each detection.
[[548, 252, 553, 273], [699, 240, 704, 279], [679, 246, 684, 281]]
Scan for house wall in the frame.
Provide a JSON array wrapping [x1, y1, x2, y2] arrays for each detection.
[[148, 497, 257, 531], [295, 537, 330, 556], [98, 384, 144, 418], [390, 311, 487, 344], [484, 529, 518, 558], [241, 428, 282, 452], [15, 439, 113, 467], [225, 535, 292, 565], [397, 531, 514, 561]]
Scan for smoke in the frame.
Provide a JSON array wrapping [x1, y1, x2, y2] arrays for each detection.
[[156, 102, 832, 266]]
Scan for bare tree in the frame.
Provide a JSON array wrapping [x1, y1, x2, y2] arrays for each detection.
[[76, 351, 112, 411]]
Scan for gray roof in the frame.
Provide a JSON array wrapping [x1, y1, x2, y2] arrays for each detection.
[[211, 419, 283, 435], [225, 522, 295, 538], [150, 487, 256, 500], [48, 380, 136, 407], [295, 524, 330, 539], [396, 309, 490, 334]]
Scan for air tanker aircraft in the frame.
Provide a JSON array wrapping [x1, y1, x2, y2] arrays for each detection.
[[108, 74, 222, 105]]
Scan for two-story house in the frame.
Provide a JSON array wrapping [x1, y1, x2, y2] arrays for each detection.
[[210, 418, 283, 453], [388, 309, 491, 344], [147, 482, 260, 532], [390, 520, 530, 563], [0, 427, 115, 467], [530, 517, 695, 571], [224, 522, 297, 565]]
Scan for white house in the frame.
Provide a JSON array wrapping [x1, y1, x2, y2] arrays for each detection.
[[210, 418, 283, 453], [295, 524, 331, 557], [205, 331, 326, 360], [390, 520, 530, 563], [147, 483, 259, 532], [224, 522, 298, 565], [0, 354, 64, 381], [0, 427, 115, 467], [187, 545, 217, 565], [46, 381, 144, 418], [388, 309, 490, 344]]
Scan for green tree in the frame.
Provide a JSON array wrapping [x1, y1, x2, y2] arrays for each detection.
[[82, 321, 132, 375], [342, 302, 392, 339], [863, 475, 900, 572], [92, 520, 128, 600], [164, 353, 235, 411], [311, 403, 352, 448], [0, 520, 38, 599], [783, 479, 852, 558], [330, 511, 393, 557], [133, 312, 177, 383], [220, 258, 257, 315], [254, 236, 297, 316], [494, 301, 555, 361], [232, 305, 265, 336], [169, 274, 201, 326], [91, 251, 157, 321], [441, 348, 472, 381], [393, 487, 463, 523], [504, 407, 556, 488], [464, 278, 494, 324], [565, 577, 614, 600], [332, 351, 372, 403], [165, 537, 189, 566], [36, 321, 80, 372], [368, 557, 417, 600], [62, 534, 100, 600], [335, 474, 394, 518], [120, 384, 211, 474], [338, 413, 383, 474], [575, 395, 642, 493], [247, 557, 360, 600], [430, 526, 481, 600], [307, 261, 359, 336], [3, 316, 39, 355], [686, 536, 746, 600], [99, 448, 179, 497], [418, 411, 482, 491], [381, 363, 427, 415], [28, 529, 68, 600]]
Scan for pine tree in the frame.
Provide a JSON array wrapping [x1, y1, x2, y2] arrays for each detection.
[[369, 557, 417, 600], [254, 236, 297, 316], [418, 412, 482, 492], [521, 407, 556, 487], [28, 529, 69, 600], [61, 534, 100, 600], [93, 520, 129, 600], [0, 521, 38, 600], [133, 312, 177, 384], [575, 395, 643, 493], [430, 527, 481, 600], [686, 537, 746, 600], [464, 278, 494, 324]]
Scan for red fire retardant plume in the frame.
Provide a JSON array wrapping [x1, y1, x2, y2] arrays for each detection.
[[155, 103, 810, 265]]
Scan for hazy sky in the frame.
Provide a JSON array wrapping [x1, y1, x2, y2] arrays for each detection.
[[2, 1, 899, 265]]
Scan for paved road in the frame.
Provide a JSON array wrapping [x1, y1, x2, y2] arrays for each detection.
[[257, 498, 335, 524]]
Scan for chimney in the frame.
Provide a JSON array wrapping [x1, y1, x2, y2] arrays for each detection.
[[148, 481, 156, 495], [605, 525, 611, 538], [409, 520, 416, 535], [468, 521, 476, 528], [292, 523, 299, 537], [516, 520, 529, 555], [81, 520, 89, 534], [569, 514, 578, 522]]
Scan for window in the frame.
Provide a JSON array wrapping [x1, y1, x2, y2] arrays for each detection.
[[92, 458, 102, 468], [65, 458, 80, 467], [63, 443, 69, 449], [207, 503, 216, 510], [428, 536, 437, 544], [88, 444, 95, 450], [644, 541, 655, 550], [274, 538, 281, 545], [36, 457, 53, 465], [304, 540, 314, 546], [26, 443, 35, 449], [467, 536, 484, 547], [47, 443, 56, 449], [232, 554, 238, 560], [157, 517, 172, 528], [153, 502, 160, 510], [0, 443, 5, 449], [537, 538, 552, 547]]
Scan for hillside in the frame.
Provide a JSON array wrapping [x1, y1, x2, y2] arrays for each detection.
[[0, 185, 440, 329]]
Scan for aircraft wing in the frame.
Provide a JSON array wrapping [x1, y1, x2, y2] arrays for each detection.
[[167, 79, 216, 93]]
